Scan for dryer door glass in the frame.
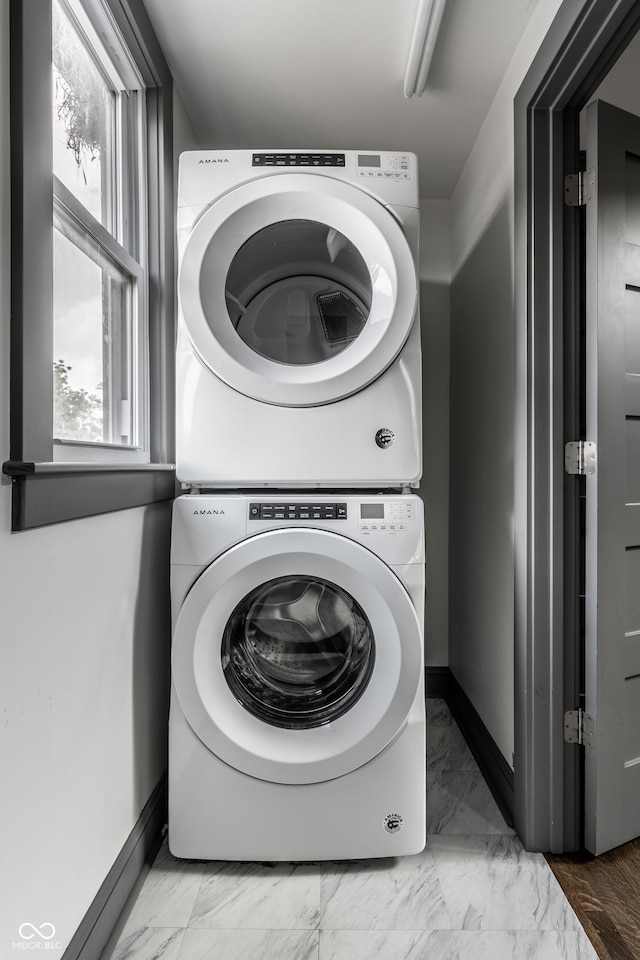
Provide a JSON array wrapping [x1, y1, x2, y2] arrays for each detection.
[[225, 221, 372, 365], [221, 575, 375, 729]]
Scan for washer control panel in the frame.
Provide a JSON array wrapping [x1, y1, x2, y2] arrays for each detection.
[[250, 502, 347, 521], [356, 153, 412, 180], [247, 499, 416, 535], [359, 499, 416, 534]]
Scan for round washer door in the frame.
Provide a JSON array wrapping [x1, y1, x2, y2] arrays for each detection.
[[172, 528, 422, 785], [178, 174, 417, 407]]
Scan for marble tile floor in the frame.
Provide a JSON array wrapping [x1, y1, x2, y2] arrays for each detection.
[[107, 700, 599, 960]]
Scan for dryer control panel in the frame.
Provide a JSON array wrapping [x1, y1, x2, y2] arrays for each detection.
[[252, 153, 345, 167], [178, 149, 419, 213], [356, 153, 413, 181], [249, 502, 347, 521], [249, 152, 413, 181]]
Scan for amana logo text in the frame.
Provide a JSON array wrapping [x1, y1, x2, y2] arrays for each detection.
[[198, 158, 229, 163], [193, 509, 225, 515]]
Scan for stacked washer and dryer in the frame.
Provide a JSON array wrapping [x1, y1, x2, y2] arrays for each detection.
[[169, 150, 425, 861]]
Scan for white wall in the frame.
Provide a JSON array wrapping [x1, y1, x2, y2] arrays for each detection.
[[0, 1, 172, 952], [173, 85, 200, 168], [448, 0, 565, 765]]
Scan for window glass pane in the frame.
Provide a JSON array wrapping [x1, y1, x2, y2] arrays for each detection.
[[52, 0, 114, 226], [222, 576, 375, 729], [53, 226, 134, 445]]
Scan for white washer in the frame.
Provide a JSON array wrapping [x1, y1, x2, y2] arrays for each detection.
[[169, 493, 425, 861], [176, 150, 421, 488]]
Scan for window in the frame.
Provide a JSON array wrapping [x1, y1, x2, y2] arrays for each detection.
[[7, 0, 175, 528], [53, 0, 145, 456]]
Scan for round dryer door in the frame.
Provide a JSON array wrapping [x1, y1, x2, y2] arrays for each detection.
[[171, 528, 422, 785], [178, 174, 417, 407]]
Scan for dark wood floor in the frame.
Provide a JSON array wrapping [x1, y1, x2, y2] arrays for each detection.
[[546, 838, 640, 960]]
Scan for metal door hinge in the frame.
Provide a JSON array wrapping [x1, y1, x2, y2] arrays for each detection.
[[564, 709, 595, 749], [565, 440, 596, 475], [564, 169, 595, 206]]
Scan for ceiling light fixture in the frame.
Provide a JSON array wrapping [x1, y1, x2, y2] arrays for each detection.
[[403, 0, 447, 98]]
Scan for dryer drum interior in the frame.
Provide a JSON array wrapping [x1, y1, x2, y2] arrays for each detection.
[[221, 574, 375, 729], [224, 220, 372, 365]]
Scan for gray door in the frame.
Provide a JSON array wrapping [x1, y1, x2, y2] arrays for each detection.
[[584, 99, 640, 855]]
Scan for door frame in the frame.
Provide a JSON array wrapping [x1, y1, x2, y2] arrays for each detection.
[[514, 0, 640, 852]]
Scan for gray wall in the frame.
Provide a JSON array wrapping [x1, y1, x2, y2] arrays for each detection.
[[0, 2, 173, 950], [448, 0, 564, 766], [419, 200, 450, 667]]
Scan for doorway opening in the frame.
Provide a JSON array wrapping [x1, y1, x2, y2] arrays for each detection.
[[515, 0, 640, 855]]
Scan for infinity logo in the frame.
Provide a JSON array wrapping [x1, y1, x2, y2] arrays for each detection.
[[18, 923, 56, 940]]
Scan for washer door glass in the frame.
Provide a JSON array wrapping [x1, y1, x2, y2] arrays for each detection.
[[226, 221, 371, 366], [222, 575, 374, 729], [171, 527, 423, 785]]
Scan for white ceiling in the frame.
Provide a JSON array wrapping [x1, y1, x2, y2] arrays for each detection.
[[142, 0, 539, 198]]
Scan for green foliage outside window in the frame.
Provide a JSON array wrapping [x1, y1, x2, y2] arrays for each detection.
[[53, 0, 106, 182], [53, 359, 103, 442]]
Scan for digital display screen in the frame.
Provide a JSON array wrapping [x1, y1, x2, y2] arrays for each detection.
[[358, 155, 381, 168], [361, 504, 385, 519]]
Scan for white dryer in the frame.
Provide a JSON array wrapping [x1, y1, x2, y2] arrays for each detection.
[[169, 493, 425, 861], [176, 150, 421, 488]]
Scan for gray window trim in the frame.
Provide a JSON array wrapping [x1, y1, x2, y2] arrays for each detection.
[[6, 0, 175, 530], [514, 0, 640, 852]]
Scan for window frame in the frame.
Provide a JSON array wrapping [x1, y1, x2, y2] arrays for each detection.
[[53, 177, 147, 458], [6, 0, 175, 529]]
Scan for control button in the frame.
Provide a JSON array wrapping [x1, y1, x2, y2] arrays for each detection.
[[253, 153, 345, 167], [337, 505, 348, 519], [249, 504, 260, 519]]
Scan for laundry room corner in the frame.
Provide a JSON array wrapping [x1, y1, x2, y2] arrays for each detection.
[[419, 198, 450, 671]]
